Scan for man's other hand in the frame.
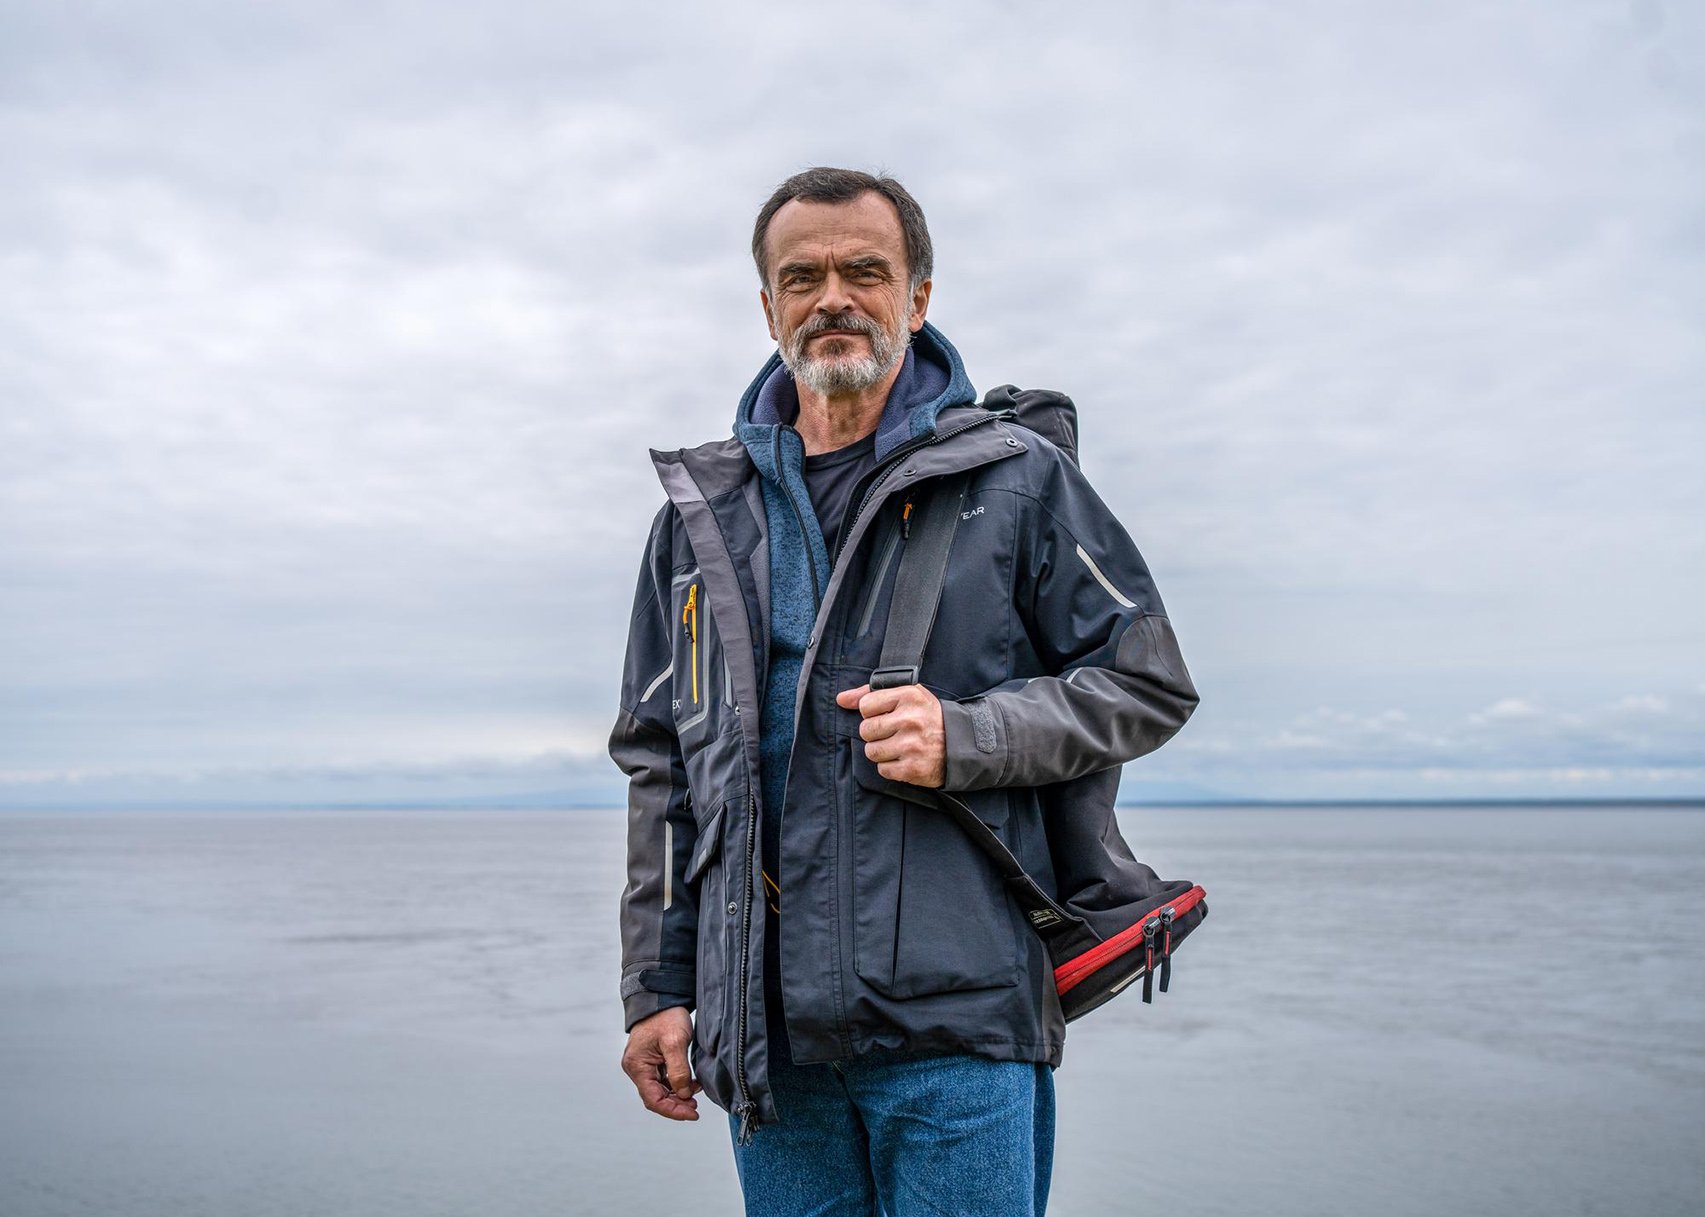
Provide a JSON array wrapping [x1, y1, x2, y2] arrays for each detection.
[[837, 683, 946, 788], [621, 1006, 701, 1121]]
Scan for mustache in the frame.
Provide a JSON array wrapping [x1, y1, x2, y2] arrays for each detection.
[[793, 312, 884, 343]]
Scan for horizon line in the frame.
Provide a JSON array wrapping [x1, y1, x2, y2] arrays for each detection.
[[3, 795, 1702, 813]]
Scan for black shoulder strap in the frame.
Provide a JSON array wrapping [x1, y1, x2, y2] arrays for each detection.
[[866, 470, 1088, 942], [870, 471, 969, 692]]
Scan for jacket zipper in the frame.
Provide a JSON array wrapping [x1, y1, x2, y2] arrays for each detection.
[[1052, 885, 1206, 996], [733, 790, 760, 1143], [732, 423, 824, 1144]]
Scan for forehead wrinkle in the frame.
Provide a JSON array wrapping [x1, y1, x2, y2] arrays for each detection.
[[776, 246, 896, 275], [766, 195, 908, 274]]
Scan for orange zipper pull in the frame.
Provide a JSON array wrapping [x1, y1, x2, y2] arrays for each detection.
[[901, 498, 914, 540]]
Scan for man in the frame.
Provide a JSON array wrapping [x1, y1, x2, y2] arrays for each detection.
[[611, 167, 1197, 1216]]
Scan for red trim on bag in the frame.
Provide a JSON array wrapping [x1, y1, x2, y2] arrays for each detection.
[[1053, 886, 1206, 996]]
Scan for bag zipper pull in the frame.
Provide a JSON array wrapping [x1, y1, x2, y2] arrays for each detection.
[[1142, 919, 1158, 1004], [901, 497, 915, 540], [1158, 907, 1175, 994]]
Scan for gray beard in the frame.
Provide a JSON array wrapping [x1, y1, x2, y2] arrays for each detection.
[[781, 311, 910, 396]]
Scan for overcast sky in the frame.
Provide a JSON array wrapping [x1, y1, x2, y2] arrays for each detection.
[[2, 0, 1701, 806]]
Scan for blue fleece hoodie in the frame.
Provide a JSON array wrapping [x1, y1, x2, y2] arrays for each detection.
[[732, 321, 978, 940]]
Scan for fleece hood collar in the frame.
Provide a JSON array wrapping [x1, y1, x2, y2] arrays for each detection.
[[732, 320, 978, 473]]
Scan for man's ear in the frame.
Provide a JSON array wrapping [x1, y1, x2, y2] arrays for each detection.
[[760, 290, 779, 343], [908, 280, 932, 332]]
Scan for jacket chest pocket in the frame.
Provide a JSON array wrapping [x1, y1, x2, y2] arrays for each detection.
[[671, 570, 728, 745], [837, 718, 1023, 1000]]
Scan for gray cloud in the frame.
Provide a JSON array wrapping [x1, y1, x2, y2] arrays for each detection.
[[2, 0, 1701, 805]]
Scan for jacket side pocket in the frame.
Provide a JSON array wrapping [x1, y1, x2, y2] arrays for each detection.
[[843, 738, 1023, 999], [686, 800, 729, 1059]]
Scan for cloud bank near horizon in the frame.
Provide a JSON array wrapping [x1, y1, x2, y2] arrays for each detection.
[[2, 0, 1702, 805], [8, 685, 1702, 808]]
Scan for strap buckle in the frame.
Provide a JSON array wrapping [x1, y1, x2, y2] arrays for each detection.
[[869, 665, 920, 690]]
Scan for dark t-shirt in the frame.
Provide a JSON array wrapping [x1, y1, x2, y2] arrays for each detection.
[[803, 432, 878, 563]]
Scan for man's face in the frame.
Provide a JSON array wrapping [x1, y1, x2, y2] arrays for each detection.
[[761, 192, 931, 397]]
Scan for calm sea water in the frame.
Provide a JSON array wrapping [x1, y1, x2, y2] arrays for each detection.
[[1, 806, 1701, 1216]]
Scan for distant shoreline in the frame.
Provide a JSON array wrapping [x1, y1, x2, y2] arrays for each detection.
[[3, 797, 1702, 813]]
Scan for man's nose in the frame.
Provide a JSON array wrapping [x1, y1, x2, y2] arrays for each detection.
[[816, 271, 856, 316]]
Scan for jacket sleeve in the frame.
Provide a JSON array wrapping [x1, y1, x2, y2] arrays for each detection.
[[610, 506, 700, 1031], [939, 451, 1198, 791]]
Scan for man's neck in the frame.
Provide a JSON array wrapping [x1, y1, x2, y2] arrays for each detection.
[[792, 359, 907, 456]]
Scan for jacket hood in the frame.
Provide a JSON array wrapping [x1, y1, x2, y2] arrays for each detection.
[[732, 320, 978, 474]]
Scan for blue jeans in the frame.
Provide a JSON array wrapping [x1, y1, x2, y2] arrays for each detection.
[[729, 1040, 1055, 1217]]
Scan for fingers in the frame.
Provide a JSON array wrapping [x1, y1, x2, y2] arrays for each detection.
[[622, 1008, 700, 1121], [862, 737, 903, 763], [859, 713, 902, 742], [838, 685, 906, 719], [863, 729, 945, 785], [860, 688, 906, 718], [630, 1069, 700, 1121], [662, 1033, 694, 1101], [623, 1055, 700, 1120], [841, 683, 945, 787], [876, 757, 945, 788], [834, 683, 870, 709], [857, 685, 936, 742]]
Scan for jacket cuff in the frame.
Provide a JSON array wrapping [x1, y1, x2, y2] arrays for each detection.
[[621, 967, 695, 1032], [941, 696, 1007, 790]]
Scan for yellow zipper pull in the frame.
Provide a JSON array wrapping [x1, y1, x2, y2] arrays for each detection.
[[683, 584, 700, 704]]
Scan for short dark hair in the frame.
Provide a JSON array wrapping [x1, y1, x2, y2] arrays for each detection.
[[751, 167, 934, 293]]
